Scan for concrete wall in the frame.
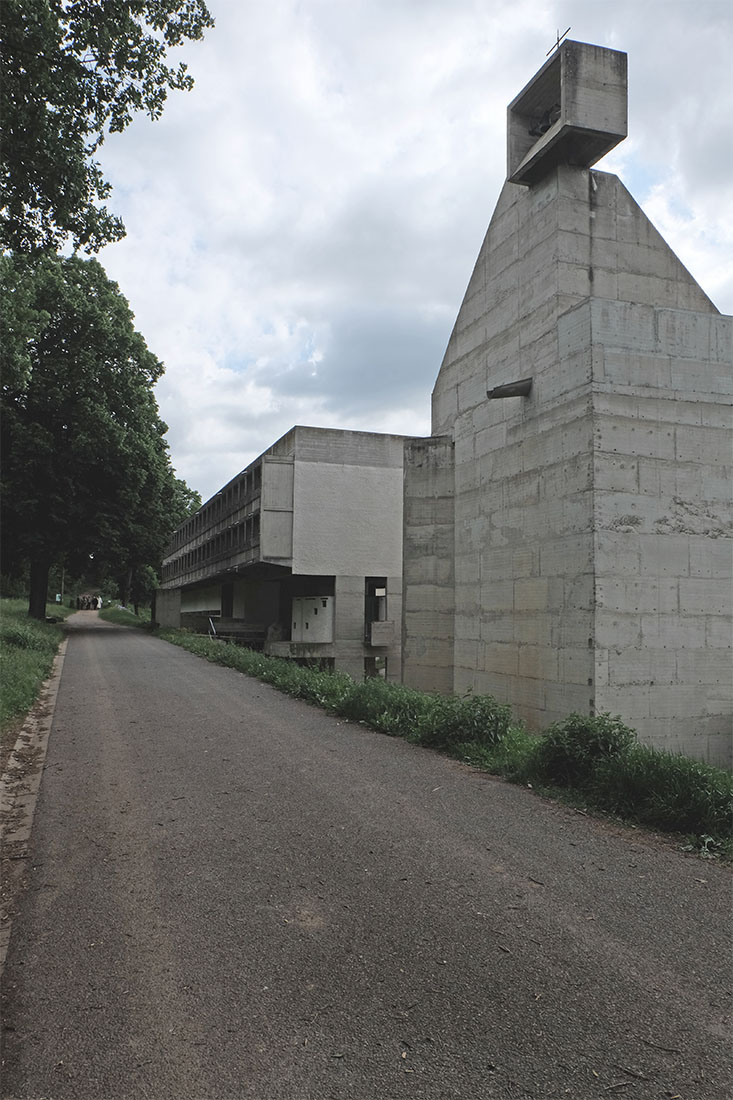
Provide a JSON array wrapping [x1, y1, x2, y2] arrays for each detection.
[[411, 164, 732, 765], [154, 588, 181, 629], [291, 429, 404, 579], [588, 300, 733, 765], [232, 577, 281, 628], [260, 456, 294, 565], [402, 437, 455, 693], [181, 586, 221, 614], [428, 168, 602, 726]]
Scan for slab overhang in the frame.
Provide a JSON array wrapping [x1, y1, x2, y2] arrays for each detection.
[[507, 40, 627, 186]]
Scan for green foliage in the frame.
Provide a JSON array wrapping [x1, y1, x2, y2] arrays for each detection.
[[129, 564, 160, 609], [132, 628, 733, 850], [531, 712, 636, 787], [0, 253, 199, 618], [415, 691, 512, 749], [457, 724, 536, 782], [0, 599, 65, 729], [100, 606, 151, 628], [1, 621, 53, 652], [169, 478, 203, 523], [153, 631, 511, 749], [0, 0, 214, 252], [0, 572, 30, 600], [335, 678, 425, 736], [590, 744, 733, 838]]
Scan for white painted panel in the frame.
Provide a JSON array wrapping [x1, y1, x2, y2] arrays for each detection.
[[292, 596, 334, 642]]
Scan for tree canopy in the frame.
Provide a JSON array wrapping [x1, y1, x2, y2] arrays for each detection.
[[1, 252, 199, 617], [0, 0, 214, 253]]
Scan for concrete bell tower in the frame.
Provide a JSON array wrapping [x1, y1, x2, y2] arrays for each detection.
[[402, 42, 732, 766]]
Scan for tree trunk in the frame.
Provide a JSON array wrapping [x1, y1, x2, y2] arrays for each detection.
[[119, 566, 132, 608], [28, 559, 50, 620]]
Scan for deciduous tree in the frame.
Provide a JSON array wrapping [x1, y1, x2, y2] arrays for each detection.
[[1, 252, 198, 618], [0, 0, 214, 253]]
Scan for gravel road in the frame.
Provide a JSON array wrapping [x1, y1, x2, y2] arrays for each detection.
[[1, 614, 730, 1099]]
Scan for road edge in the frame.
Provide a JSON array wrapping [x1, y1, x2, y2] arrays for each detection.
[[0, 638, 68, 975]]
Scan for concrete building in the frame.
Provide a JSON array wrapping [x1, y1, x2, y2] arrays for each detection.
[[157, 42, 731, 766], [401, 41, 732, 767], [157, 426, 405, 681]]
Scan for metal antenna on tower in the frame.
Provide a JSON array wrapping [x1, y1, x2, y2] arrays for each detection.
[[547, 27, 571, 56]]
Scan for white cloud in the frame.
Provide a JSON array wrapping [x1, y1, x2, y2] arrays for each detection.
[[96, 0, 733, 501]]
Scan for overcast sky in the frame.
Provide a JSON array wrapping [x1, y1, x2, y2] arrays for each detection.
[[95, 0, 733, 503]]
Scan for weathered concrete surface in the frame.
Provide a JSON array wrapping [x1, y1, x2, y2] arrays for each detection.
[[419, 162, 732, 766], [402, 436, 455, 693], [1, 616, 731, 1099], [507, 41, 627, 185], [160, 425, 407, 682]]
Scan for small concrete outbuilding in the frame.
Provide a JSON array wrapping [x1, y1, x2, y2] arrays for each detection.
[[401, 41, 732, 767], [157, 427, 405, 681]]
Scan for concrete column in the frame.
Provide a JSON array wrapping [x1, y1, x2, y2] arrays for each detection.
[[333, 575, 366, 681], [154, 588, 181, 629]]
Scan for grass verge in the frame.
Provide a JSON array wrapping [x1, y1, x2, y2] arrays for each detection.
[[99, 606, 152, 628], [0, 599, 72, 776], [0, 600, 70, 730], [147, 628, 732, 857]]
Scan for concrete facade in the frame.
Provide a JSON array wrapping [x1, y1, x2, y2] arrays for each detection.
[[158, 41, 731, 766], [402, 41, 732, 767], [159, 427, 406, 681], [507, 40, 627, 186]]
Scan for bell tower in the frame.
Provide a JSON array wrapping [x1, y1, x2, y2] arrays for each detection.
[[507, 40, 627, 186], [402, 42, 732, 767]]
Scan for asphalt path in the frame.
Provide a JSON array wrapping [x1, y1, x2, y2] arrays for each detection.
[[1, 613, 730, 1100]]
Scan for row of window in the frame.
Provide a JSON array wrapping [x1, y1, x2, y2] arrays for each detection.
[[162, 514, 261, 583], [171, 464, 263, 551]]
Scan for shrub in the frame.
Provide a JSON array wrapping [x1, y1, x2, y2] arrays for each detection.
[[459, 723, 536, 781], [371, 683, 430, 737], [591, 743, 733, 837], [532, 712, 636, 787], [415, 692, 512, 751], [336, 679, 423, 736], [298, 667, 354, 711], [151, 627, 730, 848]]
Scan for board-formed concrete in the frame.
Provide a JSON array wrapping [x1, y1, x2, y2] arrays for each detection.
[[404, 43, 732, 767], [508, 40, 627, 186], [401, 436, 455, 693], [157, 40, 731, 766], [160, 426, 407, 682]]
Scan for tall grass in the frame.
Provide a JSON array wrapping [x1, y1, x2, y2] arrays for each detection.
[[99, 606, 151, 627], [156, 630, 512, 748], [0, 599, 67, 731], [524, 712, 732, 851], [590, 743, 732, 838]]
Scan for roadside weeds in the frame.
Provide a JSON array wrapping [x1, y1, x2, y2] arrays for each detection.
[[137, 620, 733, 861]]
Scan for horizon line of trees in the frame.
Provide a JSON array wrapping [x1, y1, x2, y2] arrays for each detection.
[[1, 1, 214, 619]]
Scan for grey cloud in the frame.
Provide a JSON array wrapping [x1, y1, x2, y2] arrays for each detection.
[[93, 0, 732, 503], [253, 301, 453, 417]]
